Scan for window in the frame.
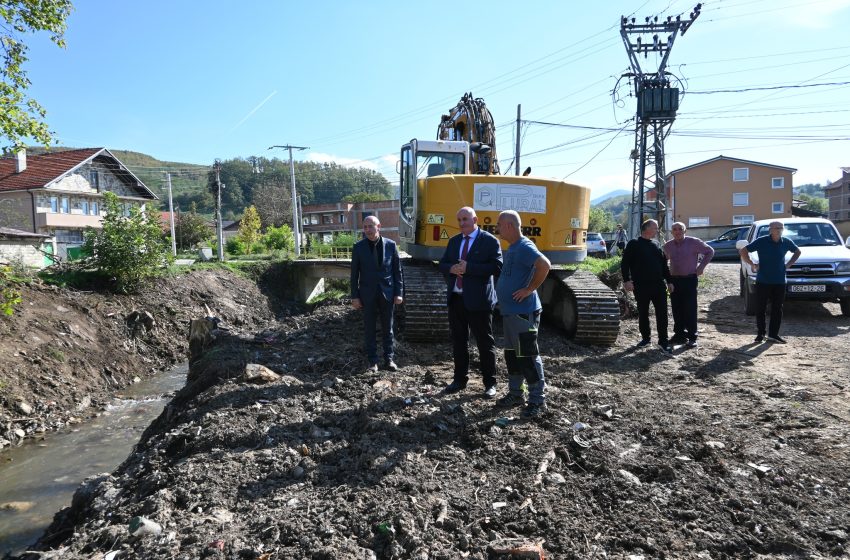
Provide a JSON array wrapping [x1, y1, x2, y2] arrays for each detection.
[[733, 215, 754, 225], [688, 217, 709, 227], [302, 216, 309, 226], [772, 177, 784, 189], [50, 196, 58, 213], [309, 215, 319, 225], [733, 168, 749, 182], [81, 200, 89, 214], [89, 169, 100, 190], [322, 214, 333, 225], [339, 213, 346, 224], [772, 202, 784, 214], [60, 197, 70, 214], [362, 211, 374, 221], [91, 201, 99, 215], [732, 192, 749, 206]]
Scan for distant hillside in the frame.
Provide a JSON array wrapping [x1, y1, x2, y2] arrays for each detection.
[[591, 189, 630, 205], [593, 193, 631, 225]]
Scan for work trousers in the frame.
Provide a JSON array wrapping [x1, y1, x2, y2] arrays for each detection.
[[503, 312, 546, 405], [362, 294, 394, 365], [635, 283, 669, 345], [754, 282, 786, 338], [670, 275, 699, 341], [448, 294, 497, 388]]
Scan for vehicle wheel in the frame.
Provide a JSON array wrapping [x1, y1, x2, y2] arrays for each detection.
[[744, 283, 756, 316], [841, 297, 850, 317]]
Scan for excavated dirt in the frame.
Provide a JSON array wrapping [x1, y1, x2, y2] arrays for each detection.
[[10, 263, 850, 559], [0, 265, 283, 452]]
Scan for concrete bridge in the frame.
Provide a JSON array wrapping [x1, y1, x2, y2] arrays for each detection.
[[290, 259, 352, 301]]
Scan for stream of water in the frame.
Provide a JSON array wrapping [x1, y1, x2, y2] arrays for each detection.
[[0, 363, 187, 556]]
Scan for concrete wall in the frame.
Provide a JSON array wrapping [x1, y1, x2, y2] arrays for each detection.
[[0, 239, 46, 268], [670, 159, 794, 227]]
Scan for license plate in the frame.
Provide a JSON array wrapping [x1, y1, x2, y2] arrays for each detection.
[[789, 284, 826, 293]]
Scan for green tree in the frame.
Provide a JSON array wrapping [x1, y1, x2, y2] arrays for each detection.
[[82, 192, 172, 293], [175, 205, 212, 250], [238, 205, 262, 247], [798, 194, 828, 215], [1, 0, 73, 150], [263, 224, 294, 252], [342, 191, 384, 203], [588, 206, 616, 233]]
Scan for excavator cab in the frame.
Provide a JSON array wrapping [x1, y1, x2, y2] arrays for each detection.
[[399, 139, 470, 248]]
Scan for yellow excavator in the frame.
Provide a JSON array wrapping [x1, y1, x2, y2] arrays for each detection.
[[399, 93, 620, 345]]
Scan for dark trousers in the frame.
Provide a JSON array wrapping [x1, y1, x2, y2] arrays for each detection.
[[362, 295, 394, 364], [448, 294, 497, 387], [670, 276, 698, 341], [755, 282, 786, 337], [635, 283, 669, 344]]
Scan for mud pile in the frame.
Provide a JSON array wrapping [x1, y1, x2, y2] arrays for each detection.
[[25, 265, 850, 558]]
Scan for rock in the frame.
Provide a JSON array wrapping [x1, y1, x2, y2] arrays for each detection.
[[705, 441, 725, 449], [546, 473, 567, 484], [0, 501, 35, 512], [128, 516, 162, 537], [16, 401, 33, 415], [618, 469, 642, 486], [243, 363, 280, 384], [13, 428, 26, 439]]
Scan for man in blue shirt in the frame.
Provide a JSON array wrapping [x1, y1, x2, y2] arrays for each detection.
[[494, 210, 551, 419], [739, 221, 801, 344]]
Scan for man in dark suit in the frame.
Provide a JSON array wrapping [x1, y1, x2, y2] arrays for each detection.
[[438, 207, 503, 397], [351, 215, 403, 372]]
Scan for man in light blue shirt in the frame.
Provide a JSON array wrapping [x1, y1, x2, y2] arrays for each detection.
[[494, 210, 551, 419]]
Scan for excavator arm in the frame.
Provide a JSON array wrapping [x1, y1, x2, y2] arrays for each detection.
[[437, 92, 500, 175]]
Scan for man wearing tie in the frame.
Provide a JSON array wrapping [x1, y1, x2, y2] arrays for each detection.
[[351, 215, 403, 372], [438, 207, 503, 397]]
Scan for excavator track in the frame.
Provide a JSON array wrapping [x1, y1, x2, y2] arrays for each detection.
[[539, 269, 620, 346], [400, 260, 450, 342]]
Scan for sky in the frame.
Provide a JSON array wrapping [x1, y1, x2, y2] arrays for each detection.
[[20, 0, 850, 199]]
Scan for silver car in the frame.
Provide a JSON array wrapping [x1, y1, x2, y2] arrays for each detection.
[[586, 232, 607, 258]]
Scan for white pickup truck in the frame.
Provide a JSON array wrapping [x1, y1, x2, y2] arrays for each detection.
[[736, 217, 850, 317]]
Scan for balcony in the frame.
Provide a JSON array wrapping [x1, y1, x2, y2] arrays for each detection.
[[35, 212, 103, 229]]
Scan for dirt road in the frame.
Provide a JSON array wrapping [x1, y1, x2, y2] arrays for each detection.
[[21, 262, 850, 559]]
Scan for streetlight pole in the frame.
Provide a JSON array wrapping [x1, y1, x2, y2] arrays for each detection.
[[268, 144, 308, 256]]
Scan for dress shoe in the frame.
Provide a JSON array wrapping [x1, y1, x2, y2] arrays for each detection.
[[767, 335, 787, 344], [636, 339, 651, 348], [384, 360, 399, 372], [483, 385, 497, 399], [443, 381, 467, 394], [754, 334, 765, 343], [669, 334, 688, 346]]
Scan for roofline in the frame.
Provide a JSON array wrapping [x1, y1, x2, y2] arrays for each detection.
[[667, 155, 798, 176], [37, 148, 158, 200]]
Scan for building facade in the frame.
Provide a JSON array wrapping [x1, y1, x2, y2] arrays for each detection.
[[0, 148, 158, 260], [301, 200, 400, 243], [825, 168, 850, 222], [666, 156, 795, 228]]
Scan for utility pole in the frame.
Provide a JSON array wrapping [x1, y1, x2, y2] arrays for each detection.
[[515, 104, 522, 176], [620, 4, 700, 240], [268, 144, 309, 257], [166, 172, 176, 256], [214, 159, 224, 262]]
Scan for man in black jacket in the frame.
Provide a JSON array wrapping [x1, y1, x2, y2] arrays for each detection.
[[621, 219, 673, 353], [351, 216, 403, 372], [438, 207, 503, 397]]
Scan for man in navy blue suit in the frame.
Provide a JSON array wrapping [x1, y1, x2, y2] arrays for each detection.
[[438, 207, 503, 397], [351, 215, 403, 372]]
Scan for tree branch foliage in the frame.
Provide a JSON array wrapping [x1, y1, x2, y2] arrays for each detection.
[[82, 192, 172, 293], [1, 0, 73, 150]]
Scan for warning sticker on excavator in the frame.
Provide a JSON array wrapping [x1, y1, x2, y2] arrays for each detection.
[[570, 218, 581, 228], [427, 214, 445, 224], [440, 229, 449, 240]]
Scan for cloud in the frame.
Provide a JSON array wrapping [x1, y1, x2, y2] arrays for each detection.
[[307, 152, 399, 182]]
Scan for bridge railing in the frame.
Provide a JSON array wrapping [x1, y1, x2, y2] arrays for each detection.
[[298, 246, 352, 260]]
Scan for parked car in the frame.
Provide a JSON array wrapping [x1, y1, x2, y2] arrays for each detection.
[[706, 226, 749, 260], [586, 232, 607, 258], [735, 217, 850, 317]]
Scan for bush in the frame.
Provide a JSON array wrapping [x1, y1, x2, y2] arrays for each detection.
[[263, 224, 294, 252], [0, 265, 22, 316], [82, 192, 173, 293], [226, 237, 246, 255]]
